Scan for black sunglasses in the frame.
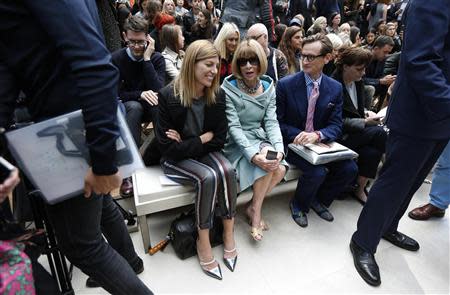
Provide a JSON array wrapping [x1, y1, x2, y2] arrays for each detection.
[[237, 57, 260, 67]]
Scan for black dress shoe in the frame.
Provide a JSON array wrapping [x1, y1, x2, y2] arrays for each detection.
[[349, 240, 381, 286], [311, 202, 334, 222], [86, 277, 101, 288], [382, 231, 420, 251], [289, 201, 308, 227], [86, 258, 144, 288]]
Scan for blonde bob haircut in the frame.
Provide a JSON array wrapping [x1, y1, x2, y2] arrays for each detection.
[[231, 39, 267, 80], [213, 22, 240, 59], [174, 40, 220, 107]]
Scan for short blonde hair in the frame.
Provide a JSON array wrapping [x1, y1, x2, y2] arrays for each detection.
[[213, 22, 240, 59], [174, 40, 220, 107], [231, 39, 268, 80]]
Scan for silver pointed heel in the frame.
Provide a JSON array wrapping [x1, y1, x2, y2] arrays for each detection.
[[223, 248, 238, 272], [199, 258, 223, 280]]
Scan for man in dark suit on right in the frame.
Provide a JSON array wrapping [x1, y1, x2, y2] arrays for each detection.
[[350, 0, 450, 287]]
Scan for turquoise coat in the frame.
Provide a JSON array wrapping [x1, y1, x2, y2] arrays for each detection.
[[221, 75, 287, 191]]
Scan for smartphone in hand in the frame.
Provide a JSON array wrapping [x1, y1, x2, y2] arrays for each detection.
[[0, 157, 14, 183], [266, 150, 278, 160]]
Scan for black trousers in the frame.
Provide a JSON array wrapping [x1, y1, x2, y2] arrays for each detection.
[[340, 125, 387, 179], [352, 131, 448, 254]]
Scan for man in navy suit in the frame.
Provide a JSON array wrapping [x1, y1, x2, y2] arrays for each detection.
[[276, 34, 358, 228], [350, 0, 450, 286]]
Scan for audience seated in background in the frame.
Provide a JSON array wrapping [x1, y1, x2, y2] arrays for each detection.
[[189, 8, 215, 44], [213, 22, 240, 84], [382, 51, 401, 77], [361, 27, 376, 50], [134, 0, 149, 18], [183, 0, 203, 40], [332, 46, 387, 204], [162, 0, 182, 25], [155, 40, 238, 280], [278, 26, 303, 74], [221, 39, 287, 241], [326, 12, 341, 34], [350, 26, 361, 46], [247, 23, 289, 84], [323, 33, 343, 76], [175, 0, 188, 18], [144, 0, 163, 32], [339, 22, 351, 36], [151, 13, 176, 52], [272, 23, 287, 49], [205, 0, 221, 30], [384, 22, 401, 53], [276, 34, 358, 228], [363, 35, 394, 111], [112, 15, 165, 197], [306, 16, 327, 36], [286, 0, 313, 31], [161, 24, 185, 84], [315, 0, 341, 19]]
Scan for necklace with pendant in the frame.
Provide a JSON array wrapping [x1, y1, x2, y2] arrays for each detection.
[[237, 79, 261, 95]]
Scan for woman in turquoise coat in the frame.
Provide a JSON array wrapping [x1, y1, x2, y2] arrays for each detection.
[[221, 39, 287, 241]]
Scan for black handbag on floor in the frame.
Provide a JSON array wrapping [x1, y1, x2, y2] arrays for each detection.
[[169, 209, 223, 260]]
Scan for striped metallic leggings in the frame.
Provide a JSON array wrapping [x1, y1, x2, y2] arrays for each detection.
[[162, 152, 237, 229]]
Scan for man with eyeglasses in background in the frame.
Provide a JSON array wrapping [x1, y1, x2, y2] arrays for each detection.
[[276, 33, 358, 228], [247, 23, 289, 84], [111, 15, 165, 198]]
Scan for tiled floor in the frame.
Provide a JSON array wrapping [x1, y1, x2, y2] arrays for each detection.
[[68, 180, 448, 294]]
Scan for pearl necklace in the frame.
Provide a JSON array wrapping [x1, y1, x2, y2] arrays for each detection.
[[237, 79, 261, 95]]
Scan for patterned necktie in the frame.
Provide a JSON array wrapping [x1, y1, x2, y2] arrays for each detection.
[[305, 81, 319, 132]]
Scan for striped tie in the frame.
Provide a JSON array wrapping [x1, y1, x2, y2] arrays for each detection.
[[305, 81, 319, 132]]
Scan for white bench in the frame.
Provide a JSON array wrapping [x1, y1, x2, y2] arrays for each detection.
[[133, 165, 302, 252]]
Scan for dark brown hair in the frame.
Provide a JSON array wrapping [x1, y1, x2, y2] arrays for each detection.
[[145, 0, 162, 22], [278, 26, 303, 73], [373, 35, 394, 49], [335, 46, 372, 69], [123, 15, 149, 33], [302, 33, 333, 55]]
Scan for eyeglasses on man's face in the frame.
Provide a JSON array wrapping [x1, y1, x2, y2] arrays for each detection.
[[126, 40, 147, 47], [249, 33, 267, 41], [301, 54, 325, 62]]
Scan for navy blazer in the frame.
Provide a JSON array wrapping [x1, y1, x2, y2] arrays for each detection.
[[386, 0, 450, 140], [276, 71, 344, 145]]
